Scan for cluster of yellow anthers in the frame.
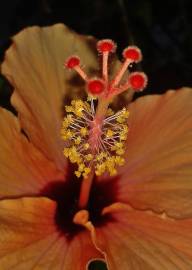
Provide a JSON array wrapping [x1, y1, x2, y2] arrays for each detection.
[[62, 39, 147, 178], [61, 99, 129, 177]]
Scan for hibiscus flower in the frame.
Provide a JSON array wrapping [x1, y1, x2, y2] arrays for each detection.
[[0, 23, 192, 270]]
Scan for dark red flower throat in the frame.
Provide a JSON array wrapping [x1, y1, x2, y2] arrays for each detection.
[[41, 162, 118, 240]]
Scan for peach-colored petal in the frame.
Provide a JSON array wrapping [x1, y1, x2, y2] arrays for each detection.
[[0, 107, 63, 198], [95, 203, 192, 270], [117, 88, 192, 218], [0, 197, 102, 269], [1, 24, 100, 169]]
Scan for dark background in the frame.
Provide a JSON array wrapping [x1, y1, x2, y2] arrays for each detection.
[[1, 0, 192, 109], [0, 0, 192, 268]]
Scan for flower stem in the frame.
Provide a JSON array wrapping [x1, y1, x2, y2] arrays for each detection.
[[78, 169, 95, 209]]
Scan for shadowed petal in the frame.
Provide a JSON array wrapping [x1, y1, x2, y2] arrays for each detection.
[[1, 24, 99, 169], [0, 197, 102, 269], [117, 88, 192, 218], [0, 108, 63, 198], [95, 204, 192, 270]]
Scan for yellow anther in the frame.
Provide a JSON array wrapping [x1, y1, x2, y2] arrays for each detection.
[[66, 114, 73, 122], [86, 154, 93, 161], [122, 124, 128, 132], [78, 163, 85, 172], [120, 135, 125, 141], [67, 100, 84, 117], [63, 148, 70, 157], [116, 142, 123, 148], [121, 108, 129, 118], [117, 108, 129, 123], [80, 127, 88, 136], [106, 129, 114, 138], [65, 106, 74, 113], [72, 100, 84, 107], [96, 152, 107, 161], [61, 129, 73, 140], [85, 167, 91, 174], [115, 156, 125, 165], [67, 146, 82, 163], [75, 136, 81, 145], [95, 162, 106, 176], [117, 116, 125, 123], [116, 148, 125, 155], [109, 168, 117, 176], [62, 119, 70, 128], [111, 142, 123, 151], [75, 108, 83, 117], [84, 143, 90, 150], [75, 171, 81, 178], [83, 167, 91, 177], [119, 124, 128, 141]]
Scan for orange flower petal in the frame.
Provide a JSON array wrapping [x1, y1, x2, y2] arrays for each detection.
[[1, 24, 99, 169], [117, 88, 192, 218], [95, 203, 192, 270], [0, 108, 63, 198], [0, 197, 102, 269]]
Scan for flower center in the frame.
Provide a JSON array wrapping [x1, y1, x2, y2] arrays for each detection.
[[41, 162, 118, 240]]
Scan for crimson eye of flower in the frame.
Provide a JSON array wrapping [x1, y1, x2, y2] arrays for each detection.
[[122, 46, 142, 63], [128, 72, 148, 91], [41, 164, 117, 240], [87, 78, 105, 95], [65, 56, 80, 69], [97, 39, 116, 53]]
